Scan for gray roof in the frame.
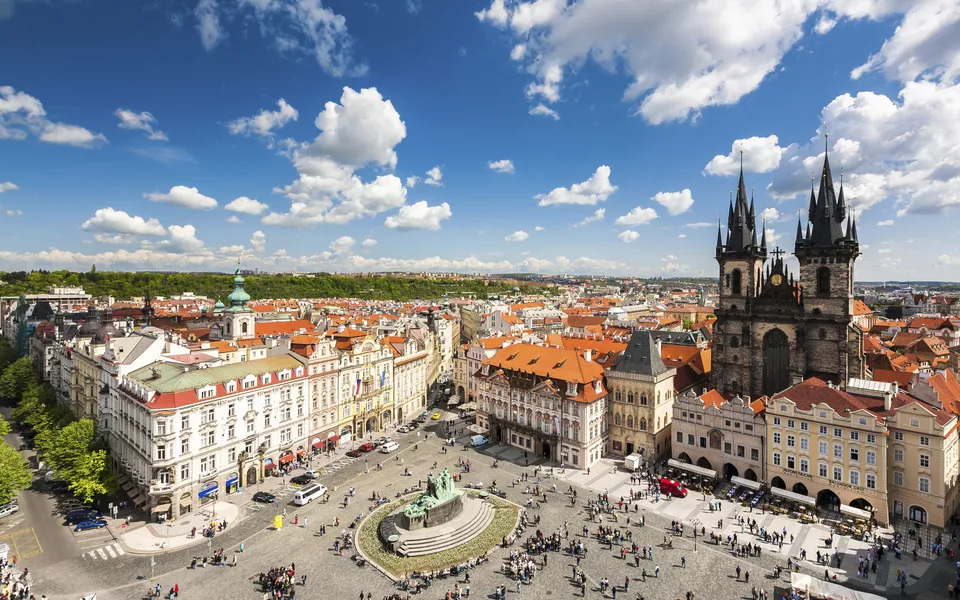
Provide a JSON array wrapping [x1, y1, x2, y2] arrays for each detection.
[[610, 331, 669, 377], [647, 330, 705, 347], [113, 335, 156, 365], [128, 354, 301, 393]]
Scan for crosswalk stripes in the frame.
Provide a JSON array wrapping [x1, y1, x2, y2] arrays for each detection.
[[86, 542, 125, 560]]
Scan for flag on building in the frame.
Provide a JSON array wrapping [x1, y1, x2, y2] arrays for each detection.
[[355, 376, 362, 396]]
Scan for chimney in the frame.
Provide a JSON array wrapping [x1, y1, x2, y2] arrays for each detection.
[[883, 390, 893, 411], [584, 348, 593, 362], [337, 324, 345, 334]]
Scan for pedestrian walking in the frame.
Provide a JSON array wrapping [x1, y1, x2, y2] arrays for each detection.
[[654, 566, 660, 578], [681, 556, 686, 568], [516, 580, 521, 594]]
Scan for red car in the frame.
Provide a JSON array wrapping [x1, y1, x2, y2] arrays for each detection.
[[357, 443, 375, 453], [659, 478, 688, 498]]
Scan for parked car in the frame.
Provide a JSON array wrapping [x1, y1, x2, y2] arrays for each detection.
[[379, 441, 400, 453], [290, 474, 313, 486], [346, 449, 364, 458], [431, 411, 441, 420], [374, 437, 392, 446], [252, 491, 276, 503], [74, 518, 108, 532], [417, 412, 428, 422], [407, 421, 420, 429], [397, 426, 410, 434], [302, 469, 321, 479], [357, 443, 375, 453], [66, 508, 101, 525], [470, 435, 489, 447], [0, 503, 20, 519], [658, 478, 688, 498]]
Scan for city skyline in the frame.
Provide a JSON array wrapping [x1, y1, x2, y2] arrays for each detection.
[[2, 1, 960, 279]]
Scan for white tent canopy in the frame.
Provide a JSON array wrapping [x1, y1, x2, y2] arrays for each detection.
[[667, 458, 717, 479], [730, 476, 761, 491], [770, 486, 816, 506], [791, 573, 887, 600], [840, 504, 872, 520]]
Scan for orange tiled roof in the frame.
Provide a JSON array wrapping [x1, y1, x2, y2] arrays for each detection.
[[481, 343, 606, 403], [853, 300, 873, 316]]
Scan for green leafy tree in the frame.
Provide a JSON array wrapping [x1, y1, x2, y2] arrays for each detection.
[[0, 357, 35, 401], [0, 413, 10, 437], [45, 418, 96, 475], [0, 442, 32, 504], [0, 339, 15, 373], [66, 448, 109, 503]]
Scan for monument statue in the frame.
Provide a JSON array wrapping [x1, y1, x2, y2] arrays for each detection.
[[403, 468, 458, 518]]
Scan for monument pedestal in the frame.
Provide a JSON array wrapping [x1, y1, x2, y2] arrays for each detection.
[[396, 492, 463, 530]]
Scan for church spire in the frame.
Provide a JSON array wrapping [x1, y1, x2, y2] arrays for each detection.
[[795, 211, 804, 245], [760, 220, 767, 251], [851, 210, 859, 243], [715, 219, 723, 257], [808, 175, 816, 219], [805, 131, 846, 247], [722, 148, 761, 255], [836, 169, 847, 223]]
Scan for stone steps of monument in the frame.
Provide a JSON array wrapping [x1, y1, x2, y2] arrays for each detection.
[[398, 500, 495, 557]]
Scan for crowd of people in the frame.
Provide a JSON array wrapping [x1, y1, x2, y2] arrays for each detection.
[[255, 563, 303, 600], [0, 557, 33, 600]]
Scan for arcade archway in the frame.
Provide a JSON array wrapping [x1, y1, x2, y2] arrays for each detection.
[[723, 463, 739, 480], [696, 457, 713, 470], [817, 489, 841, 511], [792, 482, 809, 496], [771, 476, 786, 489]]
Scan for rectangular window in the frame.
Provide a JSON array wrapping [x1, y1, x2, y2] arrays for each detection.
[[228, 447, 236, 463], [180, 438, 189, 454], [773, 417, 781, 425], [745, 424, 753, 432], [724, 419, 730, 426], [787, 419, 795, 428], [181, 415, 189, 430], [156, 420, 167, 435], [751, 448, 759, 461], [819, 425, 828, 435], [156, 445, 166, 460], [894, 448, 904, 462], [800, 438, 809, 450], [893, 471, 903, 486], [833, 466, 842, 482], [180, 463, 190, 480], [281, 407, 291, 421], [866, 451, 876, 465], [800, 422, 809, 431], [203, 430, 215, 447], [866, 434, 876, 444], [772, 452, 781, 466], [920, 454, 930, 468], [227, 423, 235, 439], [263, 434, 271, 448], [676, 431, 683, 443], [246, 421, 255, 434], [850, 431, 859, 441], [834, 444, 843, 458], [894, 431, 904, 441], [920, 477, 930, 493], [787, 455, 795, 470], [819, 441, 828, 455], [737, 445, 745, 458], [834, 428, 842, 438], [866, 474, 876, 489], [800, 458, 809, 473], [850, 448, 859, 462], [773, 432, 781, 444], [228, 404, 235, 417], [850, 471, 859, 487], [920, 436, 930, 447], [264, 413, 271, 427], [699, 436, 707, 448], [687, 434, 695, 446], [724, 442, 732, 454], [297, 422, 304, 437], [819, 463, 828, 478], [786, 435, 795, 448]]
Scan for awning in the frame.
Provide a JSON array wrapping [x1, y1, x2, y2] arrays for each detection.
[[769, 486, 816, 507], [278, 453, 295, 465], [312, 440, 324, 449], [327, 435, 340, 443], [264, 461, 277, 470], [459, 402, 477, 411], [180, 498, 192, 509], [791, 573, 887, 600], [152, 504, 172, 513], [840, 504, 872, 520], [730, 476, 762, 491], [667, 458, 717, 480], [225, 476, 239, 487], [198, 483, 219, 499], [297, 450, 307, 458]]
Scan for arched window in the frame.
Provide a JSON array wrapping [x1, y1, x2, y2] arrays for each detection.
[[615, 390, 621, 403], [614, 413, 621, 426], [730, 336, 740, 348], [241, 321, 249, 334], [640, 393, 648, 406], [816, 267, 831, 296], [731, 269, 742, 296], [627, 392, 634, 404], [627, 415, 634, 428], [639, 417, 647, 431]]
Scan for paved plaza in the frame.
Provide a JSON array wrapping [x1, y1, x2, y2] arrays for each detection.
[[22, 429, 954, 600]]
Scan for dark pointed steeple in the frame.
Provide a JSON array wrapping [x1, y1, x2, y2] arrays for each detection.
[[805, 133, 846, 247], [760, 220, 767, 251], [836, 170, 847, 223], [722, 151, 762, 256], [795, 213, 804, 244], [852, 212, 859, 243], [808, 176, 816, 219], [748, 189, 756, 230], [715, 220, 723, 257]]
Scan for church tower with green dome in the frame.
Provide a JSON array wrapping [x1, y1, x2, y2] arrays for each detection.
[[221, 266, 255, 340]]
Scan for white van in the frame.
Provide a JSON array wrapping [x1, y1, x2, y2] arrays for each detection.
[[470, 435, 488, 447], [293, 483, 328, 506], [380, 441, 400, 454]]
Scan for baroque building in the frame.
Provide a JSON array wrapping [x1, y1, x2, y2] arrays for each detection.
[[711, 146, 864, 398]]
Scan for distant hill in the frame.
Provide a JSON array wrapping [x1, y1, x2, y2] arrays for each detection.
[[0, 270, 556, 302]]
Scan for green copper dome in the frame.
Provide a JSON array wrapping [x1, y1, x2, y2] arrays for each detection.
[[225, 268, 250, 310], [215, 299, 225, 309]]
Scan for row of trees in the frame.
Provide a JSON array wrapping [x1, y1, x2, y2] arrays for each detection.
[[0, 270, 554, 301], [0, 348, 113, 504]]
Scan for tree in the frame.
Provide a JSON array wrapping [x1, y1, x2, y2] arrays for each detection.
[[66, 448, 109, 503], [45, 418, 96, 477], [0, 339, 15, 373], [0, 357, 35, 401], [0, 442, 31, 504], [0, 413, 10, 437]]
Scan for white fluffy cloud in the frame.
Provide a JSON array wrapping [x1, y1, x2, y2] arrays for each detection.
[[226, 215, 242, 224], [652, 189, 694, 216], [361, 237, 377, 248], [114, 109, 168, 141], [145, 185, 218, 210], [405, 176, 419, 188], [534, 225, 545, 231], [329, 235, 355, 253], [618, 230, 640, 243], [877, 219, 895, 226], [424, 166, 443, 186], [476, 1, 960, 125], [307, 87, 405, 169], [0, 182, 17, 193], [384, 201, 452, 230], [573, 208, 605, 227], [505, 230, 529, 242], [228, 99, 298, 138], [225, 196, 269, 215], [250, 230, 267, 253], [93, 233, 134, 245], [537, 166, 616, 206], [488, 159, 515, 173], [703, 135, 784, 175], [194, 0, 365, 76], [81, 207, 167, 236], [767, 80, 960, 215], [4, 209, 22, 216], [0, 86, 106, 147], [529, 103, 559, 120], [615, 206, 658, 226], [157, 224, 205, 253]]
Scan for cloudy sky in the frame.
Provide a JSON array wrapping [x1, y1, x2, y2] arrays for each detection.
[[1, 0, 959, 279]]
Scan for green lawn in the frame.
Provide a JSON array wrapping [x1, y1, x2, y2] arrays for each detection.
[[356, 492, 520, 578]]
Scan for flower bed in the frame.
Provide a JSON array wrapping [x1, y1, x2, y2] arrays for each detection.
[[356, 492, 520, 578]]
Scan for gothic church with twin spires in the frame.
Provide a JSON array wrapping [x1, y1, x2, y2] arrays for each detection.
[[710, 147, 864, 398]]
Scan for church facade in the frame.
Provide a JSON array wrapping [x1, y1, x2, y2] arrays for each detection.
[[710, 149, 864, 399]]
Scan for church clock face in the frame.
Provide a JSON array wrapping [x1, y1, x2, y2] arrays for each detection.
[[770, 274, 784, 286]]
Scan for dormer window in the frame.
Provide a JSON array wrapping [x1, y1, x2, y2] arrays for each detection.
[[243, 375, 256, 389], [594, 380, 602, 394], [262, 373, 272, 385], [566, 381, 578, 396], [198, 385, 216, 400], [295, 367, 304, 377], [225, 381, 237, 393]]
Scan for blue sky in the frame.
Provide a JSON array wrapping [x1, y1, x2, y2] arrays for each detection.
[[1, 0, 959, 280]]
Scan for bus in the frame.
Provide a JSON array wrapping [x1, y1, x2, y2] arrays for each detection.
[[293, 483, 328, 506]]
